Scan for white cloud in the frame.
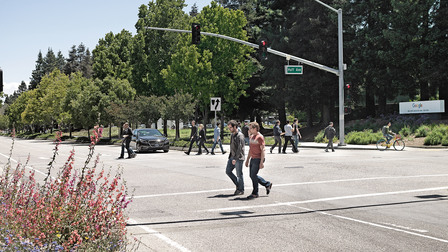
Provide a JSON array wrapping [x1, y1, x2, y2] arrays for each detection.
[[3, 82, 25, 96]]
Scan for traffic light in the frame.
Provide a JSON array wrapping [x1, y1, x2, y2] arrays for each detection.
[[259, 40, 268, 60], [0, 68, 3, 93], [345, 83, 351, 100], [192, 23, 201, 45]]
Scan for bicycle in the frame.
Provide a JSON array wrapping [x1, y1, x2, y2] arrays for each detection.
[[376, 134, 405, 151]]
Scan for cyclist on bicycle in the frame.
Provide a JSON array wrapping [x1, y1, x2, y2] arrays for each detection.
[[382, 122, 395, 144]]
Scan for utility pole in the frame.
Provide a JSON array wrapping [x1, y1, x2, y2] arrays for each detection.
[[311, 0, 345, 145]]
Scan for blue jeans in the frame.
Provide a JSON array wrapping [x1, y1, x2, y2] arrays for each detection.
[[293, 135, 299, 150], [245, 137, 249, 145], [211, 139, 225, 153], [249, 158, 270, 195], [226, 159, 244, 192], [385, 134, 393, 143]]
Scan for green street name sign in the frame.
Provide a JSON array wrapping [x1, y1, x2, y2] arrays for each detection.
[[284, 65, 303, 75]]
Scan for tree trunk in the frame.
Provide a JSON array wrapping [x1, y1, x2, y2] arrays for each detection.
[[365, 80, 375, 117], [163, 118, 168, 136], [175, 119, 180, 140], [377, 86, 387, 115]]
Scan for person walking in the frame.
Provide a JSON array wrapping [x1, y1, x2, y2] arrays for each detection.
[[282, 120, 297, 153], [242, 121, 250, 145], [185, 120, 198, 155], [324, 121, 336, 152], [118, 122, 135, 159], [226, 120, 245, 195], [292, 118, 302, 153], [245, 122, 272, 199], [211, 122, 226, 155], [270, 120, 282, 154], [196, 124, 209, 155]]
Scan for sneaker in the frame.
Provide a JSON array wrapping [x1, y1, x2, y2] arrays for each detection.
[[131, 153, 137, 158], [270, 148, 273, 154], [332, 150, 335, 152], [211, 152, 215, 155], [184, 152, 190, 155], [117, 156, 124, 159], [234, 190, 244, 196], [126, 156, 132, 159], [282, 152, 287, 154], [266, 183, 273, 195], [196, 152, 202, 155], [247, 194, 259, 200], [325, 149, 329, 152], [222, 151, 227, 155]]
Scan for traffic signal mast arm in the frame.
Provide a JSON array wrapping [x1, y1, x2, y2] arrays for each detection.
[[145, 26, 339, 76]]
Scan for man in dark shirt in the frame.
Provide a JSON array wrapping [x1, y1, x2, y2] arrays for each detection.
[[185, 120, 198, 155], [242, 121, 250, 145], [118, 122, 135, 159], [270, 120, 282, 154], [226, 120, 245, 195]]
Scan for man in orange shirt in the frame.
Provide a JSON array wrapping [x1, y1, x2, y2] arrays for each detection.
[[245, 122, 272, 199]]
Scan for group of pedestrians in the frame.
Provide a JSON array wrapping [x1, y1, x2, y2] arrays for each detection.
[[270, 119, 302, 154], [184, 120, 227, 155]]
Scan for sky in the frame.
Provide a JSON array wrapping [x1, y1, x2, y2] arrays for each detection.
[[0, 0, 211, 96]]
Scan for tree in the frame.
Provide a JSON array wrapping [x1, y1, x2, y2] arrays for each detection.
[[29, 51, 44, 90], [195, 2, 256, 116], [164, 92, 195, 139], [189, 3, 199, 17], [131, 0, 190, 96], [92, 30, 133, 80], [64, 43, 93, 78]]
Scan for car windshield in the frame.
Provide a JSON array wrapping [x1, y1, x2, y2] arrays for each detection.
[[138, 129, 162, 137]]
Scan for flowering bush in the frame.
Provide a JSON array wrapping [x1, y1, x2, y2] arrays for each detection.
[[0, 126, 133, 251]]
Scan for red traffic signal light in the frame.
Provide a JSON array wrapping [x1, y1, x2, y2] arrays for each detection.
[[192, 23, 201, 45], [259, 40, 268, 60], [345, 84, 351, 89]]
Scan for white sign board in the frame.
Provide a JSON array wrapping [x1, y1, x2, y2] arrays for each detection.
[[399, 100, 445, 114], [210, 97, 221, 111]]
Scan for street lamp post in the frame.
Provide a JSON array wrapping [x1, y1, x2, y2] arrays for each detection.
[[312, 0, 345, 145]]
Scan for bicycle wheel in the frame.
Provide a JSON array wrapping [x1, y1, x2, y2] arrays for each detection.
[[393, 139, 405, 151], [376, 139, 387, 151]]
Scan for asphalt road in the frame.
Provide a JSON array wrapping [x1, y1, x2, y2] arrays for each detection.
[[1, 137, 447, 251]]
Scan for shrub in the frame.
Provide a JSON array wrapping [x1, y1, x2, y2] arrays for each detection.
[[0, 127, 133, 251], [314, 130, 338, 143], [345, 129, 382, 145], [399, 125, 412, 137], [415, 125, 430, 138], [424, 131, 444, 145], [442, 136, 448, 146]]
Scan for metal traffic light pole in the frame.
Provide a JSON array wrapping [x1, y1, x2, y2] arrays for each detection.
[[146, 22, 345, 144]]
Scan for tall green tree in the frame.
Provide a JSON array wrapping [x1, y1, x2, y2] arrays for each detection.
[[131, 0, 190, 96], [92, 30, 133, 80]]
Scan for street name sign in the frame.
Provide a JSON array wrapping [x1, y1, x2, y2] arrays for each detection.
[[285, 65, 303, 75]]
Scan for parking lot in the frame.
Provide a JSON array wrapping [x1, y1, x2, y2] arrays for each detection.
[[1, 137, 447, 251]]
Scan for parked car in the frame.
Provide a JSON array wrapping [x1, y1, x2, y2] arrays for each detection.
[[130, 128, 169, 153]]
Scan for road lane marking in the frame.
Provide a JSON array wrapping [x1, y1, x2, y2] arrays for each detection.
[[295, 206, 448, 243], [0, 152, 48, 177], [379, 222, 428, 233], [133, 174, 448, 199], [128, 218, 191, 252], [198, 186, 448, 212]]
